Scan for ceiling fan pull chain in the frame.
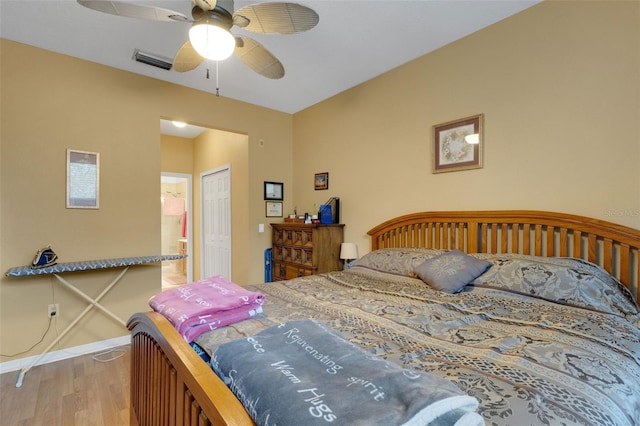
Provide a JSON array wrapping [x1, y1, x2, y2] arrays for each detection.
[[215, 61, 220, 97], [204, 60, 220, 96]]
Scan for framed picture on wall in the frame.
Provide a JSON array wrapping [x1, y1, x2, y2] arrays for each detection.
[[66, 149, 100, 209], [266, 201, 283, 217], [432, 114, 484, 173], [314, 172, 329, 190], [264, 181, 283, 200]]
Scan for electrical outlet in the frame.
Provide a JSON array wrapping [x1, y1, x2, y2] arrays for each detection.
[[48, 303, 59, 318]]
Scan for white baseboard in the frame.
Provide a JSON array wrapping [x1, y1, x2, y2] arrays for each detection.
[[0, 335, 131, 374]]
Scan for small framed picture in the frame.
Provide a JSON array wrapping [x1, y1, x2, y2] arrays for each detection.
[[266, 201, 283, 217], [432, 114, 484, 173], [264, 181, 283, 200], [66, 149, 100, 209], [314, 172, 329, 190]]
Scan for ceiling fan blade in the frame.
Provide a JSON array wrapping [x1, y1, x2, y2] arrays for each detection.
[[233, 2, 319, 34], [234, 37, 285, 79], [193, 0, 217, 12], [77, 1, 189, 22], [173, 40, 204, 72]]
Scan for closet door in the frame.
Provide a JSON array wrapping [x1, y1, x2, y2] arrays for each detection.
[[201, 166, 231, 279]]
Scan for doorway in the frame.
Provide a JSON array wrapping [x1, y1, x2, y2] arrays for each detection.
[[161, 173, 192, 289]]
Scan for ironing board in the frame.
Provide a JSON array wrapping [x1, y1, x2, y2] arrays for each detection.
[[5, 254, 186, 387]]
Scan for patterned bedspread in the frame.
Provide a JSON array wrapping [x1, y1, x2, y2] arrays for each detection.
[[196, 250, 640, 426]]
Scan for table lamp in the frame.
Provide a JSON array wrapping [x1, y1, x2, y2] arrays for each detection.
[[340, 242, 358, 269]]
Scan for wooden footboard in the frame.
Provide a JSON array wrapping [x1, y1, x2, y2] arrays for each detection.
[[127, 312, 255, 426]]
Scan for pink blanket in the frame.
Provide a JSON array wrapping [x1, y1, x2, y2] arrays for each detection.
[[149, 275, 265, 342]]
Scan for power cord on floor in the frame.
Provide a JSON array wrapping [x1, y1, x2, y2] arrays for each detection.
[[92, 346, 127, 363]]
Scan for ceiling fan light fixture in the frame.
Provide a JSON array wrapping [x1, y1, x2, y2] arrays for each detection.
[[189, 21, 235, 61]]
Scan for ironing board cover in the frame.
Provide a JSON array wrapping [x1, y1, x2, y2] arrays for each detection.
[[5, 254, 186, 277]]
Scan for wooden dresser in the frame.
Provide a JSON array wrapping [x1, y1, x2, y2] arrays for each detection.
[[271, 223, 344, 281]]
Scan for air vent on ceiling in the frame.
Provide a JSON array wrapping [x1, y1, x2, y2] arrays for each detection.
[[133, 49, 173, 70]]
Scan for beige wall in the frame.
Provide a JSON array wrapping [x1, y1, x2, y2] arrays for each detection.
[[1, 40, 292, 361], [292, 0, 640, 255], [161, 134, 194, 174]]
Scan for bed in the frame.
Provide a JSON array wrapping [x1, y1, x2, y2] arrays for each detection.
[[127, 210, 640, 426]]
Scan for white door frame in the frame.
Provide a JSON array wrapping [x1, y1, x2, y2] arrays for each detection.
[[161, 172, 193, 283], [200, 164, 232, 279]]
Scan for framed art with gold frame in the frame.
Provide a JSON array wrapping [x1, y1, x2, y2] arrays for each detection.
[[266, 201, 283, 217], [432, 114, 483, 173], [314, 172, 329, 190]]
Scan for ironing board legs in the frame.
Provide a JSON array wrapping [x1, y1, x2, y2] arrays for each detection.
[[15, 267, 130, 388], [52, 267, 129, 327]]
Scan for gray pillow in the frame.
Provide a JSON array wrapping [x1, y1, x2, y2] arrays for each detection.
[[352, 248, 444, 277], [414, 250, 491, 293], [471, 254, 640, 316]]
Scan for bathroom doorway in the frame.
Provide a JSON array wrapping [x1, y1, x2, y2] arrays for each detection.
[[161, 173, 192, 289]]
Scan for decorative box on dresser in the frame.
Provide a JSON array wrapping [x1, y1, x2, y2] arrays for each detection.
[[271, 223, 345, 281]]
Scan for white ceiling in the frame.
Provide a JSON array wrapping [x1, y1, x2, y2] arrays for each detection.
[[160, 119, 208, 138], [1, 0, 539, 121]]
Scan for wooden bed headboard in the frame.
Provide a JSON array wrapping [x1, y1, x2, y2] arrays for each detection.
[[368, 210, 640, 302]]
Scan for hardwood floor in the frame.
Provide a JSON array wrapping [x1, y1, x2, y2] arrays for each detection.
[[0, 346, 130, 425]]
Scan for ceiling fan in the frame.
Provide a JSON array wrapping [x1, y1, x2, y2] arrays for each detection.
[[77, 0, 319, 79]]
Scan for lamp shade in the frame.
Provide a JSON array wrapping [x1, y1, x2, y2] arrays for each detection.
[[340, 243, 358, 260], [188, 22, 235, 61]]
